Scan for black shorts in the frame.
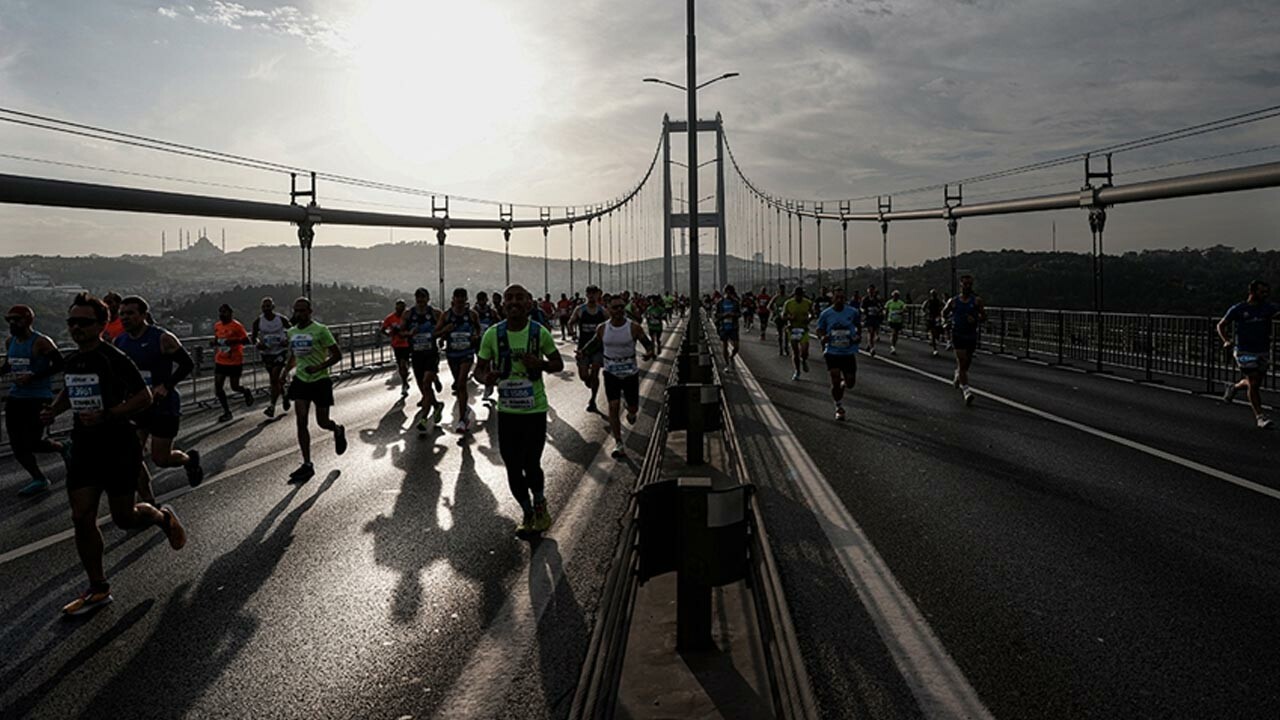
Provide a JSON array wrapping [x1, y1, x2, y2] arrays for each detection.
[[262, 352, 289, 370], [865, 317, 882, 330], [953, 334, 978, 353], [447, 355, 474, 382], [287, 377, 335, 407], [215, 364, 243, 382], [133, 409, 180, 440], [393, 346, 412, 362], [825, 353, 858, 377], [5, 397, 48, 448], [889, 322, 904, 332], [411, 350, 440, 377], [577, 350, 604, 369], [604, 372, 640, 407], [67, 425, 142, 496]]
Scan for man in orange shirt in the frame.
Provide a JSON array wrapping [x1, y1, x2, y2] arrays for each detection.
[[101, 292, 125, 341], [212, 303, 254, 422], [381, 299, 411, 397]]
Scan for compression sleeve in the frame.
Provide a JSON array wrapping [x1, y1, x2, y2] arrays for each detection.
[[167, 345, 195, 389]]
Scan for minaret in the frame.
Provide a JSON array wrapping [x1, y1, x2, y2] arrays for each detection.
[[221, 228, 226, 253], [162, 231, 166, 256]]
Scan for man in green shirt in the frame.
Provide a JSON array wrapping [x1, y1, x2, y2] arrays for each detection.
[[475, 284, 565, 536], [644, 295, 667, 347], [885, 290, 907, 355], [285, 297, 347, 482]]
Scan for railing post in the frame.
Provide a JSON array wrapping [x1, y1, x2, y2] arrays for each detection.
[[1024, 306, 1032, 358], [1057, 311, 1065, 365], [999, 308, 1006, 354], [1205, 321, 1216, 394], [1144, 314, 1154, 382], [676, 477, 713, 651]]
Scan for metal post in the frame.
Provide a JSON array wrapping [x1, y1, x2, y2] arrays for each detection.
[[432, 195, 449, 303], [815, 202, 823, 291], [797, 201, 805, 293], [786, 202, 793, 285], [568, 207, 577, 298], [715, 114, 727, 290], [878, 195, 892, 294], [500, 204, 513, 286], [540, 207, 551, 297], [436, 228, 447, 303], [686, 0, 701, 330], [663, 117, 674, 295], [839, 200, 850, 295], [1089, 207, 1107, 372], [677, 477, 713, 651], [946, 217, 958, 298]]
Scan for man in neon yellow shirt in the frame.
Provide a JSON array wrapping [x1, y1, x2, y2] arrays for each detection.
[[885, 290, 907, 355], [285, 297, 347, 482], [782, 287, 814, 381], [476, 284, 565, 536]]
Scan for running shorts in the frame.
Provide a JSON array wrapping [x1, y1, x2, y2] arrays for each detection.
[[67, 425, 142, 495], [134, 408, 180, 440], [788, 328, 810, 346], [577, 350, 604, 368], [411, 350, 440, 377], [214, 364, 244, 382], [889, 322, 904, 332], [287, 377, 335, 407], [604, 371, 640, 407], [1235, 350, 1270, 373], [447, 355, 474, 384], [865, 317, 882, 330], [5, 397, 48, 449], [393, 346, 412, 363], [261, 352, 289, 371], [718, 327, 739, 342], [952, 334, 978, 353], [825, 353, 858, 377]]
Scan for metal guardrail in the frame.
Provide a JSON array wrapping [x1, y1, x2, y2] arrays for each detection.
[[898, 306, 1279, 393]]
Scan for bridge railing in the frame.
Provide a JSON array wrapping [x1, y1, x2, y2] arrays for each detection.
[[902, 306, 1278, 392]]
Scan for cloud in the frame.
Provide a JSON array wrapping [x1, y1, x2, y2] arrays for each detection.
[[156, 1, 349, 53]]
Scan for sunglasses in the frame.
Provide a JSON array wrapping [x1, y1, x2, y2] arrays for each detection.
[[66, 317, 99, 328], [5, 316, 26, 323]]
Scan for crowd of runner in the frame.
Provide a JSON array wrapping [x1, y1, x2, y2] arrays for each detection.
[[0, 274, 1270, 616]]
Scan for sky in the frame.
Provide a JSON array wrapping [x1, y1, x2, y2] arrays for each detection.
[[0, 0, 1278, 270]]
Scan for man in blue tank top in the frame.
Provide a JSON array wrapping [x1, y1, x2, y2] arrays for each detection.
[[3, 305, 69, 495], [115, 296, 204, 502], [815, 288, 861, 421], [716, 284, 742, 369], [437, 287, 482, 434], [943, 274, 987, 406], [568, 285, 607, 413], [1217, 279, 1276, 429], [401, 287, 446, 433]]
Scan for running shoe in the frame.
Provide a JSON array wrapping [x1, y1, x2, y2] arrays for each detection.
[[791, 371, 801, 381], [282, 394, 291, 412], [264, 404, 275, 418], [963, 389, 975, 406], [185, 449, 204, 487], [334, 425, 347, 455], [931, 349, 938, 357], [1259, 415, 1273, 430], [626, 410, 637, 425], [890, 345, 897, 355], [289, 462, 315, 483], [515, 509, 536, 536], [835, 405, 846, 421], [242, 388, 255, 407], [869, 347, 876, 357], [416, 416, 431, 434], [611, 442, 626, 459], [217, 411, 233, 423], [801, 358, 809, 373], [160, 505, 187, 550], [586, 400, 598, 414], [1223, 383, 1239, 403], [432, 401, 445, 424], [62, 586, 113, 616], [532, 499, 553, 532], [17, 477, 50, 496]]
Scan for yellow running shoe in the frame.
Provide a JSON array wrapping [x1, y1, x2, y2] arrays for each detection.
[[532, 499, 553, 532]]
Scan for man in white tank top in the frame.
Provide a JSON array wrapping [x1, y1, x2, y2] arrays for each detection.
[[252, 297, 292, 418], [587, 295, 655, 459]]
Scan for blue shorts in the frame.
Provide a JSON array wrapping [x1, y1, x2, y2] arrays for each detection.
[[719, 327, 739, 342]]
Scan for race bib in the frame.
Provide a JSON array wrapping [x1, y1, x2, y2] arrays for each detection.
[[497, 378, 535, 410], [412, 331, 434, 350], [829, 329, 853, 349], [139, 370, 153, 387], [791, 328, 806, 341], [721, 320, 735, 331], [449, 332, 472, 351], [216, 338, 232, 355], [263, 333, 286, 351], [291, 333, 314, 355], [8, 357, 31, 376], [65, 373, 103, 412], [605, 356, 637, 377]]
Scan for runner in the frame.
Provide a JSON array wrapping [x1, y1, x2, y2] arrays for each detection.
[[716, 284, 742, 367], [211, 304, 254, 422], [569, 285, 608, 413], [585, 294, 655, 459], [645, 294, 667, 348], [252, 296, 293, 416], [115, 295, 203, 503], [474, 292, 501, 401], [474, 285, 564, 537], [101, 291, 125, 341], [922, 289, 945, 356], [741, 291, 757, 332], [942, 274, 987, 406], [885, 290, 907, 354], [1218, 279, 1277, 429], [41, 293, 187, 616], [380, 299, 411, 398], [861, 285, 884, 356], [285, 297, 347, 481], [782, 287, 815, 380], [401, 288, 445, 434], [770, 284, 790, 356], [815, 287, 832, 317], [3, 305, 70, 496], [663, 292, 676, 322], [815, 287, 862, 421], [556, 293, 573, 339], [437, 287, 481, 433], [756, 287, 772, 341]]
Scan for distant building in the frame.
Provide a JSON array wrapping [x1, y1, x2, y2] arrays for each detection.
[[164, 232, 225, 261], [2, 266, 85, 294]]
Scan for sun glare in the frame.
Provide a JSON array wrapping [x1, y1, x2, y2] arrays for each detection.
[[347, 1, 544, 164]]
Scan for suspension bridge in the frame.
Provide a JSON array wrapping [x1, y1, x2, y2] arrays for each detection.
[[1, 69, 1279, 720]]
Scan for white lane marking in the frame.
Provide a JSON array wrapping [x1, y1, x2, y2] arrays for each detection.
[[870, 352, 1280, 502], [736, 351, 994, 720], [0, 442, 312, 567], [441, 321, 682, 718]]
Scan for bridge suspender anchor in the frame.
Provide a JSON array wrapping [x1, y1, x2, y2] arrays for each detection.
[[433, 195, 450, 304], [290, 171, 319, 298], [1082, 152, 1113, 372]]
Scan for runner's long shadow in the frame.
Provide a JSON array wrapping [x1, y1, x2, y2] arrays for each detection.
[[358, 398, 409, 461], [445, 443, 524, 622], [70, 470, 339, 720], [527, 537, 590, 718]]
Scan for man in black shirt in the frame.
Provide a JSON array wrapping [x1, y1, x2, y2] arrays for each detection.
[[41, 293, 188, 616]]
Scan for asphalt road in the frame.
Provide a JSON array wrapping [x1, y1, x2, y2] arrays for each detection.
[[726, 321, 1280, 719], [0, 325, 680, 720]]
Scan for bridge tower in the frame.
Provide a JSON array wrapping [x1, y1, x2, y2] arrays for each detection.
[[662, 114, 726, 297]]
